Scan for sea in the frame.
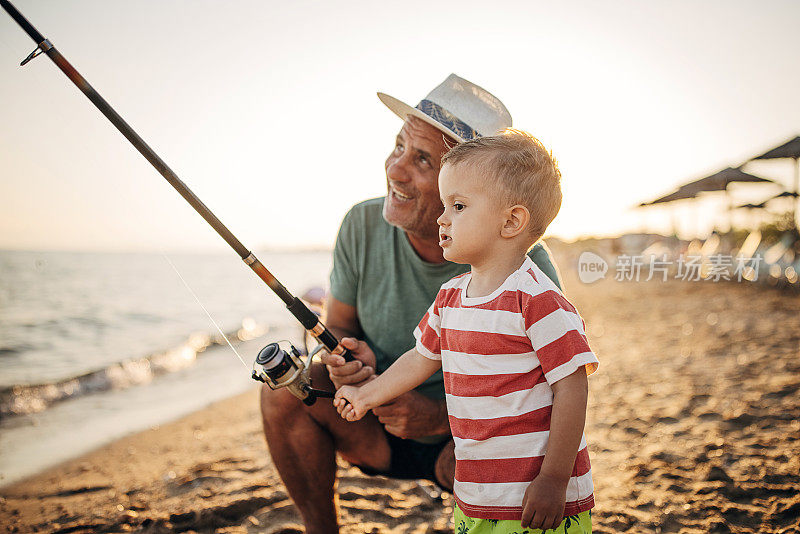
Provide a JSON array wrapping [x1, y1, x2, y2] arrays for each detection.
[[0, 249, 332, 486]]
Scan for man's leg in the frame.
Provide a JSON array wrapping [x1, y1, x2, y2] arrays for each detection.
[[433, 439, 455, 492], [260, 363, 391, 534]]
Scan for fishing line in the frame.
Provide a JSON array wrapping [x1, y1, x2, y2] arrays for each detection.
[[161, 254, 250, 370], [2, 0, 349, 404]]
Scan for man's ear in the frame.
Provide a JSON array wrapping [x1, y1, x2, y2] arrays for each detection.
[[500, 205, 530, 238]]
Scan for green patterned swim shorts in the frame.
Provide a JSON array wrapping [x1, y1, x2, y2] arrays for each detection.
[[454, 503, 592, 534]]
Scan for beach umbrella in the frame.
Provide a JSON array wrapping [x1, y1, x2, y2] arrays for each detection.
[[735, 202, 767, 210], [639, 168, 772, 207], [637, 168, 774, 235], [768, 191, 800, 200], [738, 192, 799, 229], [639, 188, 699, 206], [735, 201, 770, 229], [675, 167, 775, 232], [637, 189, 701, 237], [679, 167, 775, 194], [751, 136, 800, 228], [752, 136, 800, 160]]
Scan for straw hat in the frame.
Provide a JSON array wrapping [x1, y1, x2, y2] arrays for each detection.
[[378, 74, 512, 143]]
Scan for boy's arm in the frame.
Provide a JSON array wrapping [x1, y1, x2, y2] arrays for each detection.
[[540, 367, 589, 480], [334, 347, 441, 420], [521, 367, 588, 531]]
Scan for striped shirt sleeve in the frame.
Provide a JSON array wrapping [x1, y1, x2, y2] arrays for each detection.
[[523, 289, 599, 384], [413, 295, 442, 361]]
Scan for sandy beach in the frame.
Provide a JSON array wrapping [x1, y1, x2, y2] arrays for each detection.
[[2, 272, 799, 533]]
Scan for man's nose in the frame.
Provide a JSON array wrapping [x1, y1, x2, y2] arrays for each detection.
[[386, 153, 412, 182]]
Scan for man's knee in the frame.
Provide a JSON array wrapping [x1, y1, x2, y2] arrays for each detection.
[[258, 366, 391, 472], [260, 382, 305, 433], [434, 439, 455, 492], [259, 362, 340, 435]]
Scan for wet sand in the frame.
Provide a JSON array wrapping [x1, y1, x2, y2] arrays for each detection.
[[2, 274, 799, 533]]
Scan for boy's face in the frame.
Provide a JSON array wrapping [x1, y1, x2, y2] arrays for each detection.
[[437, 162, 505, 265]]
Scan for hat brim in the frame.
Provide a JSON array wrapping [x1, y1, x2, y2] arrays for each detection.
[[377, 92, 465, 143]]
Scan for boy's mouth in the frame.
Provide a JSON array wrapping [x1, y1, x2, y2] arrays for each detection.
[[439, 234, 451, 247]]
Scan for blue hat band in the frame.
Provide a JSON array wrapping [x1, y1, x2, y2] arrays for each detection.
[[416, 99, 480, 141]]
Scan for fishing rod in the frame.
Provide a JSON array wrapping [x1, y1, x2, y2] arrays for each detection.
[[1, 0, 354, 406]]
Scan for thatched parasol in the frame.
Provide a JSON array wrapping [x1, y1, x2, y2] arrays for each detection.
[[769, 191, 800, 200], [679, 167, 775, 194], [735, 202, 768, 210], [636, 189, 700, 236], [678, 167, 775, 232], [639, 188, 699, 206], [751, 136, 800, 228], [637, 168, 774, 235], [752, 136, 800, 161]]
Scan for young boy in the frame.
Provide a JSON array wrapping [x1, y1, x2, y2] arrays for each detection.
[[334, 130, 598, 533]]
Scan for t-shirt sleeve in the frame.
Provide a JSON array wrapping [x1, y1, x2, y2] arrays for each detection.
[[413, 297, 442, 361], [523, 289, 598, 384], [528, 242, 563, 290], [329, 208, 360, 306]]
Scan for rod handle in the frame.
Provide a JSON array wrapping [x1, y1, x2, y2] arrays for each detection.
[[287, 298, 355, 362]]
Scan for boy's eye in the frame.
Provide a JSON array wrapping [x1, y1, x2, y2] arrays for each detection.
[[454, 202, 465, 212]]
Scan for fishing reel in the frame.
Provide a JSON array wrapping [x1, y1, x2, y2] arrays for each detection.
[[251, 341, 335, 406]]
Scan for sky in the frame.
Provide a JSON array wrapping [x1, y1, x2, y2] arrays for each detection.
[[1, 0, 798, 252]]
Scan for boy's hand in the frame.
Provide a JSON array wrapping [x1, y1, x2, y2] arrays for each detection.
[[520, 473, 568, 531], [333, 385, 369, 421]]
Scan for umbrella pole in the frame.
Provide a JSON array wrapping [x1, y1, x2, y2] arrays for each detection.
[[794, 157, 799, 231], [726, 190, 733, 234]]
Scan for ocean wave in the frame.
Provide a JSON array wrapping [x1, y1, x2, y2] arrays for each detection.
[[0, 317, 270, 420]]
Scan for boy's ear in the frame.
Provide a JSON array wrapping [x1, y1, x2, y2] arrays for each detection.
[[500, 205, 530, 239]]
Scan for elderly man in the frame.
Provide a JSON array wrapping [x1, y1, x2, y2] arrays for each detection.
[[260, 74, 561, 534]]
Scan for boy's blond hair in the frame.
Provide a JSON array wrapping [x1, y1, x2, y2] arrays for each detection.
[[441, 129, 562, 243]]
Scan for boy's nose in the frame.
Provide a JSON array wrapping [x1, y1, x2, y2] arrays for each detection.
[[437, 212, 448, 226]]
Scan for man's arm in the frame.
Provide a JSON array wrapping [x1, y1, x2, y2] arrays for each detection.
[[324, 294, 362, 340], [320, 295, 375, 387]]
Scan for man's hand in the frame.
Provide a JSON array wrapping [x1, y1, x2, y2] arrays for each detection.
[[372, 390, 448, 439], [319, 337, 377, 389], [520, 472, 568, 531]]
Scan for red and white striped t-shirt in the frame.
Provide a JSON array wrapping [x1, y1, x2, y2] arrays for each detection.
[[414, 256, 598, 520]]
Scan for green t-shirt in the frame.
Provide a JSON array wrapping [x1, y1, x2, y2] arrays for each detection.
[[329, 197, 562, 401]]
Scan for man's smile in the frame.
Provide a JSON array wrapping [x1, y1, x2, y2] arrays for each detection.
[[389, 185, 413, 202]]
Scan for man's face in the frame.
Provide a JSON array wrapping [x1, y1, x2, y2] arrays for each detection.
[[383, 117, 453, 241]]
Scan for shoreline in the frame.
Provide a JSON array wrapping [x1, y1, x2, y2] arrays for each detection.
[[1, 387, 452, 533], [0, 335, 280, 489], [0, 387, 261, 490]]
